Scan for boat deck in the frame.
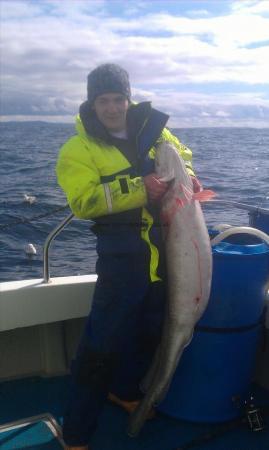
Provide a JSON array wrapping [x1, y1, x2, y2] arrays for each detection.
[[0, 375, 269, 450]]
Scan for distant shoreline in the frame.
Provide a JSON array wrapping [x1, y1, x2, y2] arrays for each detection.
[[0, 121, 268, 130]]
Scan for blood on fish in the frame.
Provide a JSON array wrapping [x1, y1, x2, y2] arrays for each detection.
[[175, 197, 185, 207]]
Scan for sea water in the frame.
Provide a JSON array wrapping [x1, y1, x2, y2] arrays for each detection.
[[0, 122, 268, 282]]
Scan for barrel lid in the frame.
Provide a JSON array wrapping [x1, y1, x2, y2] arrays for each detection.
[[212, 241, 269, 255]]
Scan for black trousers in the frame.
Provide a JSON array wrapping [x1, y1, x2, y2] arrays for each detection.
[[62, 254, 166, 446]]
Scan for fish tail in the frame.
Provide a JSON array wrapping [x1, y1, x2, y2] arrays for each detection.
[[140, 346, 161, 394], [152, 329, 194, 405], [127, 391, 156, 437], [153, 345, 188, 405]]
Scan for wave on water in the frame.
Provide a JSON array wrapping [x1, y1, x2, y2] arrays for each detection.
[[1, 122, 268, 282]]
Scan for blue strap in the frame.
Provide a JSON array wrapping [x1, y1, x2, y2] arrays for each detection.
[[137, 108, 169, 176]]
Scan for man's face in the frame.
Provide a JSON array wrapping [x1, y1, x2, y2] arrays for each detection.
[[93, 93, 129, 132]]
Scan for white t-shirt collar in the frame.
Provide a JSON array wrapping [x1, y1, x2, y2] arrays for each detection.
[[109, 129, 128, 139]]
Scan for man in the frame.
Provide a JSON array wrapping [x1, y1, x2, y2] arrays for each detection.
[[56, 63, 200, 450]]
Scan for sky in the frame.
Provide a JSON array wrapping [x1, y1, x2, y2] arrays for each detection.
[[0, 0, 269, 127]]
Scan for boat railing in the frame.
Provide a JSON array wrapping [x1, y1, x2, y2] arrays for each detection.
[[43, 212, 74, 283], [42, 199, 269, 284]]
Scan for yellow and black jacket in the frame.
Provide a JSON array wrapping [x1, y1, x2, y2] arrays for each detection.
[[56, 102, 194, 282]]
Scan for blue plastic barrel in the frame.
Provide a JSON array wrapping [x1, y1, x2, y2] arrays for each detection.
[[158, 233, 269, 422], [249, 211, 269, 234]]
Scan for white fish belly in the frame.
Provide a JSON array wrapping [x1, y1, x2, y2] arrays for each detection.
[[165, 200, 212, 325]]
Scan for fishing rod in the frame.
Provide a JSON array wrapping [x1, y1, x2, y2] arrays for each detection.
[[0, 204, 70, 230], [1, 197, 269, 231], [208, 199, 269, 215]]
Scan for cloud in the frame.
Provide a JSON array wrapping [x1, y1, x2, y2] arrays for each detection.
[[215, 110, 230, 117], [186, 9, 210, 17], [1, 0, 269, 127], [231, 0, 269, 15]]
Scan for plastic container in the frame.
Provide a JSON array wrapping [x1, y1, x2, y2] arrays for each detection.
[[249, 211, 269, 234], [158, 230, 269, 422]]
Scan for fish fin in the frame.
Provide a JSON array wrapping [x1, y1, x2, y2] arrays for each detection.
[[193, 189, 216, 202]]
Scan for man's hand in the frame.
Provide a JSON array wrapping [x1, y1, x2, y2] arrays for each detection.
[[143, 173, 168, 202], [191, 176, 203, 193]]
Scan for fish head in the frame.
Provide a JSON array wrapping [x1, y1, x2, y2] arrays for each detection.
[[155, 141, 192, 189], [155, 141, 177, 181]]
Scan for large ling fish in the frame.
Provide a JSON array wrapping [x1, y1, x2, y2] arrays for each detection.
[[128, 141, 214, 436]]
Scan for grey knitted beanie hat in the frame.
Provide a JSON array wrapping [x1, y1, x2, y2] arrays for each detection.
[[87, 63, 131, 105]]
